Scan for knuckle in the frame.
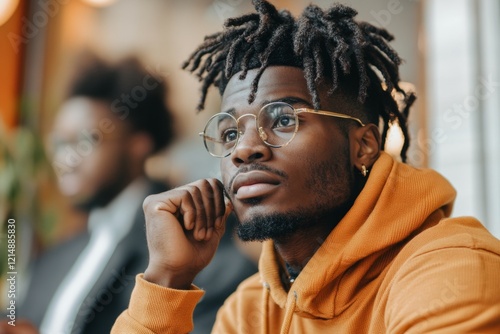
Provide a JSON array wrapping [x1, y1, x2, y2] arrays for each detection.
[[185, 184, 201, 196], [201, 179, 217, 198], [199, 178, 211, 187], [207, 177, 222, 189], [142, 194, 156, 211]]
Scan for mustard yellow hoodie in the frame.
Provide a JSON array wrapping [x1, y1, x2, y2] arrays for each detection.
[[113, 153, 500, 333]]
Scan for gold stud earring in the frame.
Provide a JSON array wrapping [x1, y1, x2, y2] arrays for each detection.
[[361, 164, 369, 177]]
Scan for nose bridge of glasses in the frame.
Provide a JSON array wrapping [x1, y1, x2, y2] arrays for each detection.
[[235, 113, 258, 135], [233, 112, 272, 146]]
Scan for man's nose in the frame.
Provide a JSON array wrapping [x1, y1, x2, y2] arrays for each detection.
[[231, 116, 271, 164]]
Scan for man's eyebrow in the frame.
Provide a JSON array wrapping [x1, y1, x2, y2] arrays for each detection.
[[223, 108, 236, 116], [262, 97, 312, 107], [222, 97, 312, 115]]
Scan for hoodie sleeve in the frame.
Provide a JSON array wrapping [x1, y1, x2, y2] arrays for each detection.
[[111, 274, 205, 334], [385, 246, 500, 333]]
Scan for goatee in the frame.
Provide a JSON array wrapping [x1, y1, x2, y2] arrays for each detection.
[[236, 211, 305, 242]]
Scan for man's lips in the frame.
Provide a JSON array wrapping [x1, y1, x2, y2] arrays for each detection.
[[232, 170, 281, 200]]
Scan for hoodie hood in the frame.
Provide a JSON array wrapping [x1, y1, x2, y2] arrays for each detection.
[[259, 152, 457, 320]]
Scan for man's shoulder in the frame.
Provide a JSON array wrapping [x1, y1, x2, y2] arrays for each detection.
[[386, 215, 500, 284], [381, 216, 500, 333], [405, 216, 500, 257]]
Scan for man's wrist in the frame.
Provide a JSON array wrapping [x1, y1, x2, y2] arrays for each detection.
[[143, 267, 195, 290]]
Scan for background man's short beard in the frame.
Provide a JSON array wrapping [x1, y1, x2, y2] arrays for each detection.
[[73, 180, 126, 212]]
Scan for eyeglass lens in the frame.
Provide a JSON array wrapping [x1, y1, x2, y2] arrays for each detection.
[[202, 102, 299, 157]]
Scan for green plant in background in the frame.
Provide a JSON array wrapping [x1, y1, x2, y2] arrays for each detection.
[[0, 119, 50, 306]]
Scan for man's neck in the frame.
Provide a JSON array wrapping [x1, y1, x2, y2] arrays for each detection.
[[273, 218, 338, 274], [87, 177, 149, 233], [272, 191, 360, 274]]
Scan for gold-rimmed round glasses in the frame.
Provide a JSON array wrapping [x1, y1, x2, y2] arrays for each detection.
[[199, 102, 365, 157]]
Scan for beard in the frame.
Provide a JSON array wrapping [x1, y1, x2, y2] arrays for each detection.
[[74, 178, 128, 212], [235, 144, 356, 242], [236, 211, 304, 242], [235, 208, 329, 242], [73, 155, 131, 212]]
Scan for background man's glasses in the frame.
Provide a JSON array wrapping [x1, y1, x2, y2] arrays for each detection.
[[199, 102, 365, 158]]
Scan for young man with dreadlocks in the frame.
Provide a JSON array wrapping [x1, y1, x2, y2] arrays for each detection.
[[113, 1, 500, 333]]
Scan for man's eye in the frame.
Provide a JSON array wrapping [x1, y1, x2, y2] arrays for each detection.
[[273, 115, 296, 128], [221, 129, 238, 143]]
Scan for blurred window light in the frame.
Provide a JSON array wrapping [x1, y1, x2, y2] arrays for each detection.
[[81, 0, 118, 8], [0, 0, 19, 26], [385, 120, 405, 162], [384, 81, 415, 162]]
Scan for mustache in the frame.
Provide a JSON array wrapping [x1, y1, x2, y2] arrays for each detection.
[[226, 163, 288, 194]]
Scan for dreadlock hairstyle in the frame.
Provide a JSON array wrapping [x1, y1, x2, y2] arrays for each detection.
[[183, 0, 416, 161]]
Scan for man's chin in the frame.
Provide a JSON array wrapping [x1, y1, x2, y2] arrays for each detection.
[[235, 212, 303, 242], [57, 173, 87, 196], [69, 192, 109, 212], [70, 195, 95, 213]]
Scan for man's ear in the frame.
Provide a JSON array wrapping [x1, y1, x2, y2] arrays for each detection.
[[349, 123, 381, 171]]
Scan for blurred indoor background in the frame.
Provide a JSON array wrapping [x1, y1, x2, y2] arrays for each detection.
[[1, 0, 499, 302]]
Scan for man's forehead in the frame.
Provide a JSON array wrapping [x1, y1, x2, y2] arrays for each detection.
[[221, 66, 311, 108], [54, 97, 125, 136]]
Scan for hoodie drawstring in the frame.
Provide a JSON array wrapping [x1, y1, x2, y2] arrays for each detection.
[[260, 282, 271, 334], [280, 290, 297, 334], [262, 282, 270, 334]]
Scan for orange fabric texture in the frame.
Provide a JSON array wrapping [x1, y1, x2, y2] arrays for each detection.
[[112, 153, 500, 333]]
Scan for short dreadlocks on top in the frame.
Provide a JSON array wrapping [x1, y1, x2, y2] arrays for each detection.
[[182, 0, 416, 161]]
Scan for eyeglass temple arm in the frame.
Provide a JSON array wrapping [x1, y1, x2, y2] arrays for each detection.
[[295, 108, 365, 127]]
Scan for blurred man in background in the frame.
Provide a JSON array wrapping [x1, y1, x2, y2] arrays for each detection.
[[22, 56, 173, 334], [5, 56, 256, 334]]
